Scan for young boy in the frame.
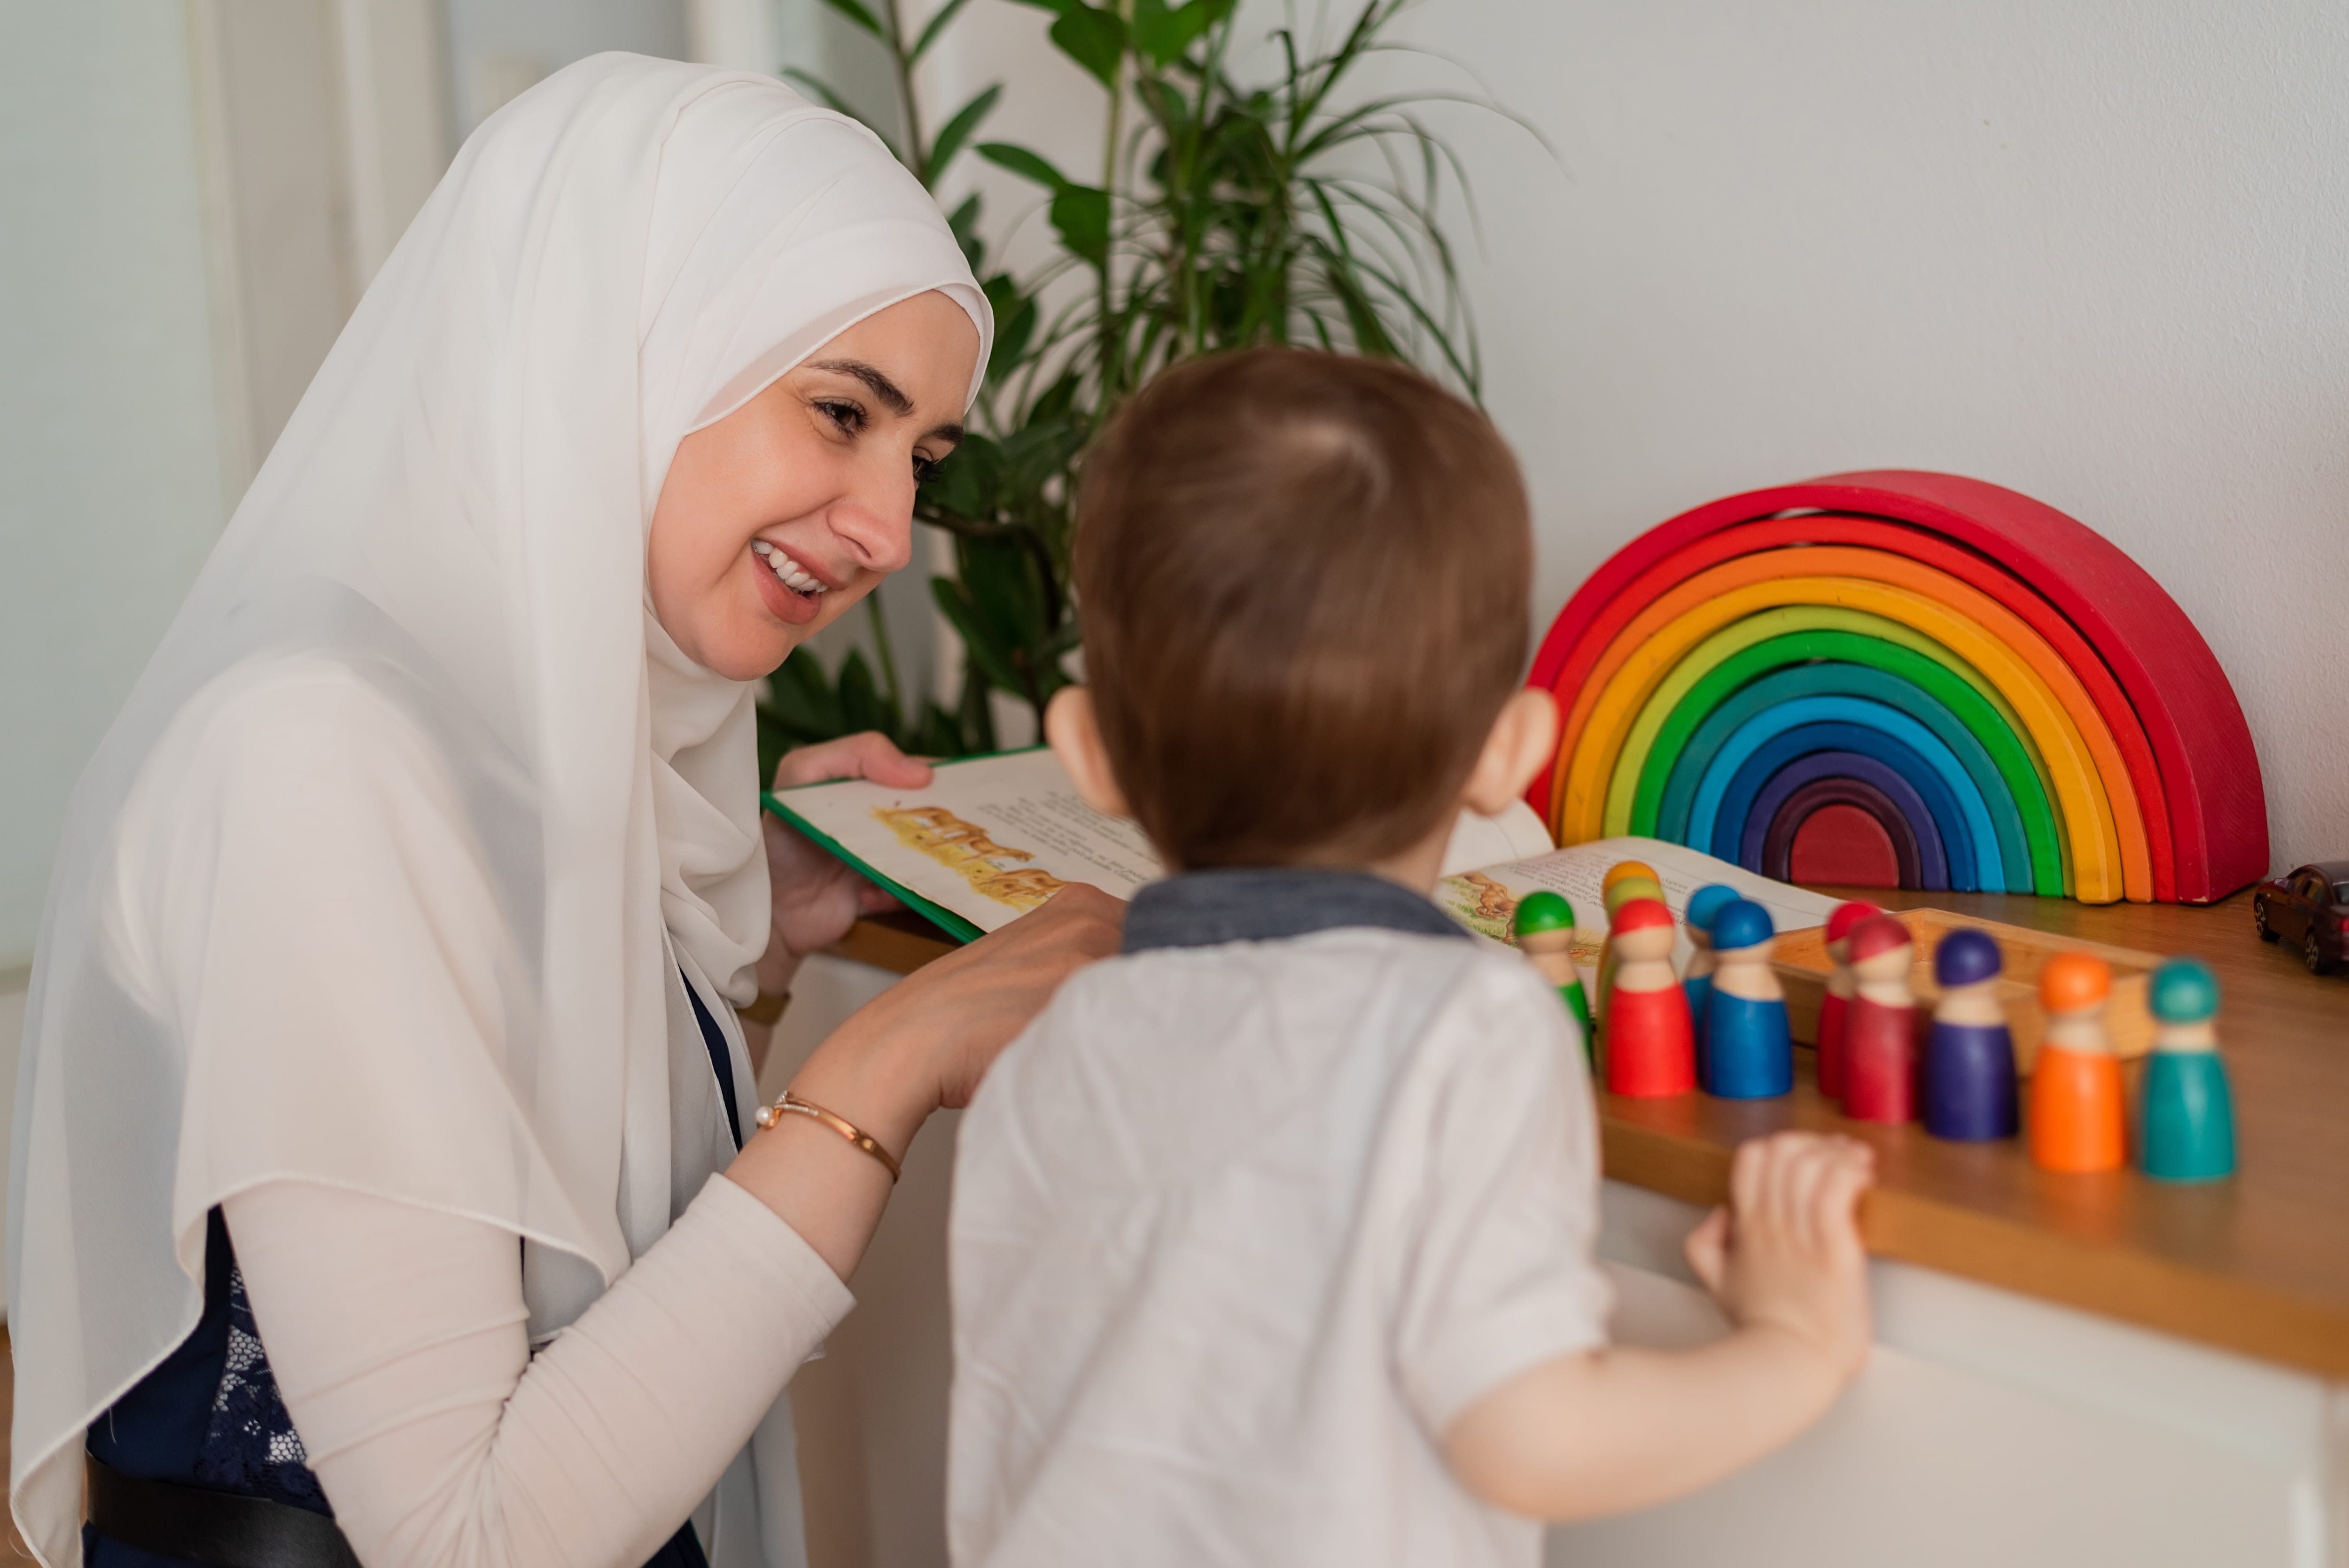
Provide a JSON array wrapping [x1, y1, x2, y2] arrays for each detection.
[[946, 349, 1875, 1567]]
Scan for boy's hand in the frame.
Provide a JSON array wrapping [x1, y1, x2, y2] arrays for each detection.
[[1684, 1132, 1875, 1383]]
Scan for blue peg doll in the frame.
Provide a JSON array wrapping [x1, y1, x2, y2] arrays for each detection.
[[1703, 900, 1791, 1099], [1921, 929, 2018, 1141], [1681, 884, 1740, 1087]]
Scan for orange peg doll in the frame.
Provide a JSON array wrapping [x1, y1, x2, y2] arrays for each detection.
[[2027, 953, 2125, 1172], [1603, 898, 1696, 1097], [1595, 862, 1664, 1031]]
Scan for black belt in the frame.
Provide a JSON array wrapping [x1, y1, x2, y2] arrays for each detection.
[[86, 1455, 360, 1568]]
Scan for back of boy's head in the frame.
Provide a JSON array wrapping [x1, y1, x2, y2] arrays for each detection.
[[1074, 347, 1533, 871]]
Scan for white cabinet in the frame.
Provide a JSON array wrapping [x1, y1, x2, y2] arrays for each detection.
[[770, 954, 2349, 1568], [1564, 1182, 2346, 1568]]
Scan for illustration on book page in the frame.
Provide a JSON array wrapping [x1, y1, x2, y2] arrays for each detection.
[[872, 804, 1071, 914]]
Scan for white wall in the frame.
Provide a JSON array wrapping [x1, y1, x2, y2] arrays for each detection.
[[913, 0, 2349, 875], [0, 5, 240, 970], [1392, 0, 2349, 876]]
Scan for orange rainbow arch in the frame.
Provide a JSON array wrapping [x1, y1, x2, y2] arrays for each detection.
[[1527, 472, 2266, 905]]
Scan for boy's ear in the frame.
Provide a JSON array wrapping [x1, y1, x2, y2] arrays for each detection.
[[1461, 690, 1560, 816], [1045, 687, 1134, 819]]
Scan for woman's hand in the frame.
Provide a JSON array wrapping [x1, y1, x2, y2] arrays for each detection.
[[756, 733, 932, 994], [792, 884, 1126, 1152], [728, 883, 1124, 1283]]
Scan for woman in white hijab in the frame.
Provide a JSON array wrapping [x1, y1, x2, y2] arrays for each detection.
[[9, 53, 1118, 1568]]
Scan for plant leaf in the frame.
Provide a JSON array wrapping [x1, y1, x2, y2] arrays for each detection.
[[946, 193, 985, 271], [976, 141, 1069, 191], [922, 83, 1001, 184], [835, 650, 896, 740], [1049, 184, 1112, 265], [909, 0, 978, 61], [1131, 0, 1220, 67], [933, 579, 1031, 697], [987, 292, 1038, 383], [813, 0, 886, 39], [764, 648, 845, 743], [1048, 2, 1128, 88]]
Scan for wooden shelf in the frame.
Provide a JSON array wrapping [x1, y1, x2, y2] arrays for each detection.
[[830, 886, 2349, 1378]]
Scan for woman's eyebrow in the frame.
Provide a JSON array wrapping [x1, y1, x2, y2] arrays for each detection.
[[809, 358, 912, 415]]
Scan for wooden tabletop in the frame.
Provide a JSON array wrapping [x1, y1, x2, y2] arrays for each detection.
[[831, 887, 2349, 1379]]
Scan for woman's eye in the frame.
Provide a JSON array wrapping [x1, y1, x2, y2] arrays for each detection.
[[817, 399, 865, 434], [913, 453, 944, 485]]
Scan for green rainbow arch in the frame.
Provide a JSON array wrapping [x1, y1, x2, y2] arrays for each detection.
[[1606, 616, 2069, 895], [1655, 669, 2041, 893]]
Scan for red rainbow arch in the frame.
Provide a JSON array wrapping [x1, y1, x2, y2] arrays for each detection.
[[1527, 471, 2266, 905]]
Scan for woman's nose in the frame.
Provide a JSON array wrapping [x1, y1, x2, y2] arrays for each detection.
[[829, 477, 917, 575]]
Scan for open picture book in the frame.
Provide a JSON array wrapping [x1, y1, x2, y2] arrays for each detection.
[[766, 748, 1838, 983]]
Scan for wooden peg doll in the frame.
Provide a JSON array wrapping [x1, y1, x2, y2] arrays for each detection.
[[1513, 890, 1595, 1053], [2027, 953, 2125, 1173], [1595, 866, 1665, 1032], [1840, 914, 1917, 1124], [1603, 898, 1696, 1097], [1816, 900, 1882, 1101], [1703, 899, 1791, 1099], [2139, 958, 2235, 1181], [1681, 884, 1741, 1084], [1922, 928, 2016, 1141]]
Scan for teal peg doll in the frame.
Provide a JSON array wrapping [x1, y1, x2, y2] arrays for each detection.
[[1515, 890, 1595, 1058], [2140, 957, 2236, 1181]]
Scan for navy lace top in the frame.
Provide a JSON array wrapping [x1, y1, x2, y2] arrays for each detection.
[[84, 967, 747, 1568]]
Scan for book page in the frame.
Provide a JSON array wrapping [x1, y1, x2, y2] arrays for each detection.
[[1435, 835, 1842, 986], [772, 750, 1163, 938], [770, 750, 1556, 940]]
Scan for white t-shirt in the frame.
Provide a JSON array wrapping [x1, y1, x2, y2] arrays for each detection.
[[947, 872, 1612, 1568]]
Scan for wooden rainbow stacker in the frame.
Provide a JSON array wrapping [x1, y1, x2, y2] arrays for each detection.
[[1527, 472, 2268, 905]]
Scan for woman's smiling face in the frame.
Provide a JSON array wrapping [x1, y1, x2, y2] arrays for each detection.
[[648, 288, 980, 680]]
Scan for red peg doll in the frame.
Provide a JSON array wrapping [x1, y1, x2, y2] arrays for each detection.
[[1841, 914, 1917, 1124], [1603, 898, 1696, 1098], [1816, 900, 1882, 1101]]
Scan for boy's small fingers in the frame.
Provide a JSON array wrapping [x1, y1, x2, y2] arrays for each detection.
[[1684, 1206, 1731, 1294], [1729, 1137, 1769, 1218], [1816, 1149, 1876, 1261], [1756, 1133, 1810, 1223], [1781, 1141, 1835, 1250]]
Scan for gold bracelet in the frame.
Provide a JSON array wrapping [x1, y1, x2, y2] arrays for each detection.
[[756, 1092, 901, 1183], [736, 989, 791, 1027]]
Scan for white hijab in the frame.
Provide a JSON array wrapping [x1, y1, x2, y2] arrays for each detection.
[[8, 54, 987, 1565]]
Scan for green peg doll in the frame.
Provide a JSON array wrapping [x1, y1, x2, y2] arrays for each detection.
[[1515, 890, 1594, 1061]]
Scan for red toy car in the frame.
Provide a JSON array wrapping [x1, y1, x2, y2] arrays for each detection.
[[2253, 861, 2349, 974]]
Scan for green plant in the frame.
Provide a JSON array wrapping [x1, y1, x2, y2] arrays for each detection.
[[762, 0, 1504, 779]]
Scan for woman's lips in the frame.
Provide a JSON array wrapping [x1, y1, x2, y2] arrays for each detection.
[[753, 539, 832, 594], [749, 540, 829, 626]]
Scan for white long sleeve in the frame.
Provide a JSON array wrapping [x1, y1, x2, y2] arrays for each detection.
[[222, 1173, 853, 1568]]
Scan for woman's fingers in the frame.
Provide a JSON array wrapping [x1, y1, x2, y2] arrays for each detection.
[[921, 885, 1126, 1107], [771, 730, 935, 791]]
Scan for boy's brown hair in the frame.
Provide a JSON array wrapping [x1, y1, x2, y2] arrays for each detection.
[[1074, 347, 1534, 870]]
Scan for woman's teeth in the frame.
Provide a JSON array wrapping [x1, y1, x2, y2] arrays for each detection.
[[751, 540, 827, 597]]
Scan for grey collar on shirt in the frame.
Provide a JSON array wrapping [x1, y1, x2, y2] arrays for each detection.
[[1121, 866, 1471, 953]]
